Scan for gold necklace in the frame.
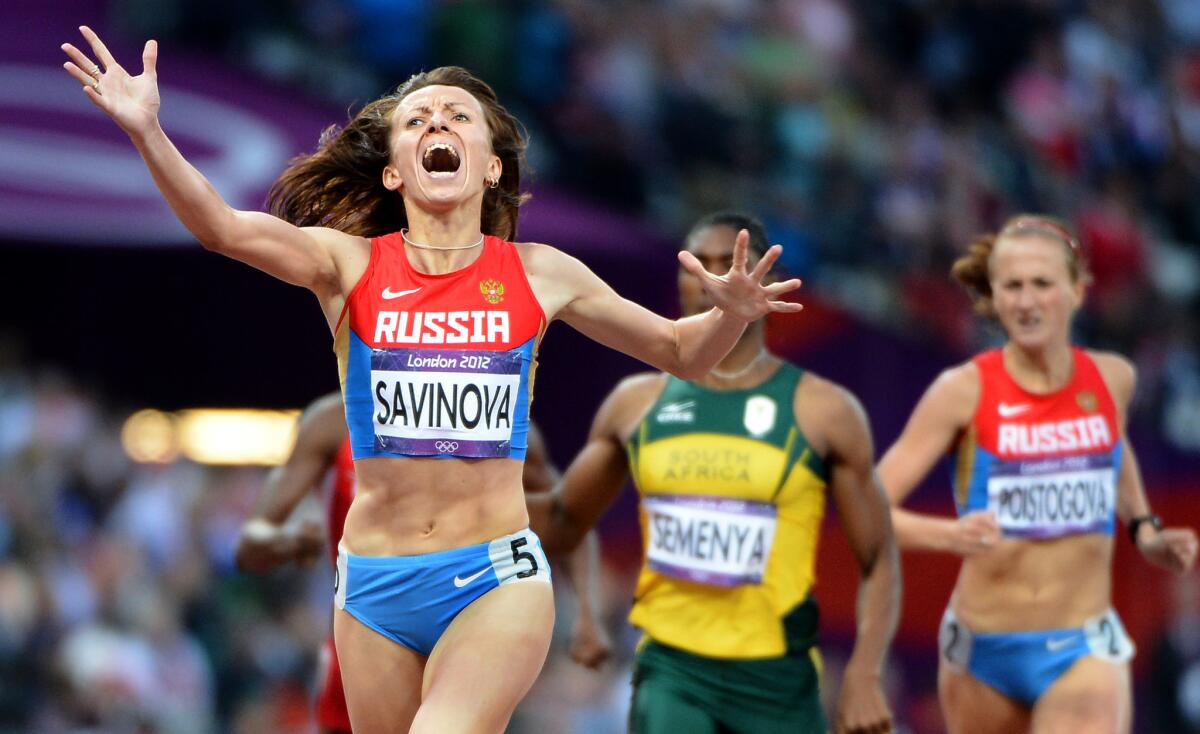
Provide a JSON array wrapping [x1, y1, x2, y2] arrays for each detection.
[[402, 229, 484, 250]]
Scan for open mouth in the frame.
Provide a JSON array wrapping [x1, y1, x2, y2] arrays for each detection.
[[422, 142, 461, 178]]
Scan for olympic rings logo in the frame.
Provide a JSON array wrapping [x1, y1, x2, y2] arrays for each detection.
[[435, 441, 460, 453]]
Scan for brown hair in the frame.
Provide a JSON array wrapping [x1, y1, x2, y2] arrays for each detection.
[[951, 214, 1092, 316], [267, 66, 529, 240]]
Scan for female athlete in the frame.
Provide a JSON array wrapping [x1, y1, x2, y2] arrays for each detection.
[[878, 215, 1198, 733], [61, 28, 799, 733]]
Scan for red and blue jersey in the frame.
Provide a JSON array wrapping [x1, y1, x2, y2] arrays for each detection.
[[952, 348, 1122, 539], [334, 233, 545, 461]]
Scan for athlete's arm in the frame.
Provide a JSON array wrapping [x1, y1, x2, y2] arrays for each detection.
[[523, 422, 612, 668], [517, 232, 801, 380], [1094, 352, 1198, 573], [235, 393, 346, 573], [61, 28, 360, 324], [802, 378, 897, 734], [562, 532, 612, 669], [876, 363, 1001, 555], [527, 373, 663, 555]]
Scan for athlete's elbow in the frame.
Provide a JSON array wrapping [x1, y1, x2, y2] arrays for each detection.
[[196, 234, 228, 254], [193, 207, 244, 254], [669, 357, 710, 382], [539, 526, 580, 556], [672, 366, 704, 381], [542, 504, 586, 555]]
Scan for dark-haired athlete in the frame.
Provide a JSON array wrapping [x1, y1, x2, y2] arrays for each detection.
[[531, 213, 899, 734], [62, 29, 799, 733]]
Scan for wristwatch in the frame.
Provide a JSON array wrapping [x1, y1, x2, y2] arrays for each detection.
[[1128, 513, 1163, 544]]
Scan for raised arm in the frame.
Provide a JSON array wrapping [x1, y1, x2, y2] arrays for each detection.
[[60, 28, 361, 324], [527, 373, 663, 555], [876, 362, 1001, 555], [519, 231, 801, 380], [235, 393, 346, 573], [802, 378, 898, 734], [1093, 353, 1198, 573]]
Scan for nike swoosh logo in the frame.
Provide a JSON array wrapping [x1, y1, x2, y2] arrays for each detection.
[[1046, 636, 1078, 652], [998, 402, 1032, 418], [382, 286, 422, 300], [453, 567, 490, 588], [659, 401, 695, 413]]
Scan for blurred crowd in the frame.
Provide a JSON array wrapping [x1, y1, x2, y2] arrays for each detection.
[[114, 0, 1200, 453], [0, 363, 323, 733]]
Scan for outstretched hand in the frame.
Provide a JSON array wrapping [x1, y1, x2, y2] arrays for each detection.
[[61, 26, 160, 137], [677, 229, 802, 322]]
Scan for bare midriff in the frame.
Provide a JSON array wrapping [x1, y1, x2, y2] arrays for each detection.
[[341, 456, 529, 556], [952, 533, 1112, 631]]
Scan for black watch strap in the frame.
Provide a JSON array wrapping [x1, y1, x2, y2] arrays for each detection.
[[1128, 514, 1163, 544]]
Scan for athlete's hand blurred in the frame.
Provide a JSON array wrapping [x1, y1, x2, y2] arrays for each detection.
[[236, 519, 324, 573], [567, 613, 612, 669], [678, 229, 803, 322], [947, 510, 1001, 557], [61, 26, 160, 138], [1137, 526, 1199, 573], [837, 669, 893, 734]]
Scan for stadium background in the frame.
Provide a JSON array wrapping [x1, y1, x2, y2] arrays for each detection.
[[2, 0, 1200, 731]]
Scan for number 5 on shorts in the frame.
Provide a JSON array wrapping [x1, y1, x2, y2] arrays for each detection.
[[510, 538, 539, 578]]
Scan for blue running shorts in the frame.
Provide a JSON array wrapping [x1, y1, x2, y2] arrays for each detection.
[[334, 527, 551, 656], [939, 606, 1135, 705]]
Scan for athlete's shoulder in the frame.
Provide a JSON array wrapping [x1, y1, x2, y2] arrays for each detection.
[[303, 227, 371, 283], [295, 392, 348, 456], [305, 226, 371, 262], [935, 358, 982, 394], [1085, 349, 1135, 379], [512, 240, 568, 270], [913, 359, 981, 428], [304, 391, 346, 421], [1085, 349, 1136, 404], [795, 369, 860, 417], [794, 368, 869, 455], [302, 225, 369, 247], [594, 371, 668, 441], [610, 371, 670, 405]]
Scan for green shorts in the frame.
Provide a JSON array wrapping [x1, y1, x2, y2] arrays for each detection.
[[629, 639, 826, 734]]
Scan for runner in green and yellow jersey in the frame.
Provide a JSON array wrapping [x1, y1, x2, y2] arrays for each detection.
[[530, 213, 900, 734]]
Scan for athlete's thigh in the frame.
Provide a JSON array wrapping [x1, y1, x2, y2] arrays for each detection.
[[628, 668, 719, 734], [409, 581, 555, 734], [939, 661, 1030, 734], [334, 608, 425, 734], [1031, 657, 1130, 734]]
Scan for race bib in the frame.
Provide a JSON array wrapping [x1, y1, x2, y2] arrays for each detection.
[[644, 494, 776, 587], [986, 453, 1116, 539], [370, 347, 521, 457]]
